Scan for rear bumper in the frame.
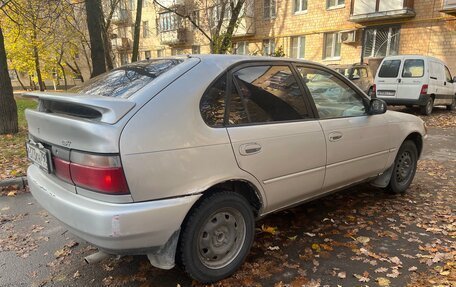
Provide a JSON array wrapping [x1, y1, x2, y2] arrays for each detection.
[[377, 94, 430, 106], [27, 165, 200, 253]]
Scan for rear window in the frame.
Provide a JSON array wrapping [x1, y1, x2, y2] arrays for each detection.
[[378, 60, 401, 78], [70, 59, 183, 98], [402, 59, 424, 78]]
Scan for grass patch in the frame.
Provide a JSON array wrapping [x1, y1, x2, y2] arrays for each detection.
[[0, 97, 38, 180]]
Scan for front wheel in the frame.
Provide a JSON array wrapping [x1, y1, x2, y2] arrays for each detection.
[[387, 140, 418, 194], [420, 97, 434, 115], [447, 96, 456, 110], [177, 191, 255, 283]]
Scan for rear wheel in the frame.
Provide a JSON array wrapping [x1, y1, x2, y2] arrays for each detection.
[[446, 96, 455, 110], [387, 140, 418, 194], [420, 97, 434, 115], [177, 191, 255, 283]]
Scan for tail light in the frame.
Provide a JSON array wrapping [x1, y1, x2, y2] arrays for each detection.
[[420, 84, 428, 95], [372, 84, 376, 96], [52, 151, 129, 195]]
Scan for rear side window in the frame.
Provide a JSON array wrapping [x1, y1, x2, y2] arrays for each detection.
[[378, 60, 401, 78], [229, 65, 310, 125], [200, 74, 227, 127], [402, 59, 424, 78], [445, 66, 453, 82], [70, 59, 183, 98], [360, 68, 368, 78]]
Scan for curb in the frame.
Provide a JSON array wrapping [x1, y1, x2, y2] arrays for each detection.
[[0, 176, 28, 189]]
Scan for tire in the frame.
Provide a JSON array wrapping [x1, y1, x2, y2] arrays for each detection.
[[420, 97, 434, 115], [387, 140, 418, 194], [446, 96, 456, 111], [176, 191, 255, 283]]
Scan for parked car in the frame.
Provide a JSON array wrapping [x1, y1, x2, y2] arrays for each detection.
[[331, 63, 374, 96], [25, 55, 426, 283], [374, 55, 456, 115]]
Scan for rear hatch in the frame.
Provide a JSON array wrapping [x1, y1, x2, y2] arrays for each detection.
[[25, 58, 198, 201], [375, 58, 402, 98]]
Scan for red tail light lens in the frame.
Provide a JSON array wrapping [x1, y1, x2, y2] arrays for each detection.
[[52, 151, 130, 195], [373, 84, 376, 93], [420, 84, 428, 95], [70, 164, 129, 194]]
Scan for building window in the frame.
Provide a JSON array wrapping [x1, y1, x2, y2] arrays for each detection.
[[157, 49, 164, 57], [264, 0, 276, 19], [191, 10, 200, 30], [363, 26, 400, 58], [290, 36, 305, 59], [144, 50, 151, 59], [159, 12, 180, 32], [142, 21, 149, 38], [324, 32, 341, 59], [120, 52, 129, 65], [263, 39, 275, 56], [192, 45, 200, 54], [128, 0, 135, 10], [327, 0, 344, 9], [294, 0, 308, 13], [235, 41, 248, 55], [172, 48, 184, 55]]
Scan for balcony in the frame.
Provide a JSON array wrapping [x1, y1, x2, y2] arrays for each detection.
[[441, 0, 456, 14], [160, 28, 189, 45], [350, 0, 415, 23], [233, 0, 255, 37], [111, 9, 131, 25], [111, 37, 131, 50]]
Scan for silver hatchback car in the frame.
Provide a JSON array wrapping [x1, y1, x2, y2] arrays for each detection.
[[25, 55, 426, 283]]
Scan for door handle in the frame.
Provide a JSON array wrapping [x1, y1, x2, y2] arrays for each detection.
[[444, 82, 447, 85], [328, 132, 343, 142], [239, 143, 262, 156], [397, 79, 402, 83]]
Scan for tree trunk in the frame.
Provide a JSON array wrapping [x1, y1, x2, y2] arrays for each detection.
[[32, 28, 45, 91], [101, 21, 114, 70], [58, 63, 68, 90], [0, 27, 18, 135], [131, 0, 143, 62], [14, 69, 27, 91], [85, 0, 107, 77]]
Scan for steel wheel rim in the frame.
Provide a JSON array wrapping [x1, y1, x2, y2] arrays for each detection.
[[426, 100, 433, 114], [197, 207, 246, 270], [395, 151, 413, 183]]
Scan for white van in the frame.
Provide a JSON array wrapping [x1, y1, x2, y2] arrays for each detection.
[[374, 55, 456, 115]]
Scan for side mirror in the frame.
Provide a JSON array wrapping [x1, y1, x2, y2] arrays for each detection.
[[369, 98, 387, 115], [453, 76, 456, 83]]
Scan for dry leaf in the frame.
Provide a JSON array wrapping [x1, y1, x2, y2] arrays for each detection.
[[376, 277, 391, 286], [337, 271, 346, 279], [261, 225, 278, 235]]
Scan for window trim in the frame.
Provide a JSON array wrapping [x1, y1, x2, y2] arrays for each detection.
[[326, 0, 345, 10], [290, 36, 306, 59], [293, 0, 308, 14], [323, 32, 341, 60], [292, 62, 371, 120], [263, 0, 277, 19]]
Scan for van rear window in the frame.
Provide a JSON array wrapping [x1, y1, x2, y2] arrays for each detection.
[[70, 59, 183, 98], [378, 60, 401, 78], [402, 59, 424, 78]]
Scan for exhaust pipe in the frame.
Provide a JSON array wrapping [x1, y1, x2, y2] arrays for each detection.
[[84, 251, 110, 264]]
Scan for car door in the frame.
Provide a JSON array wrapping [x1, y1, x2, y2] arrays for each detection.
[[296, 65, 390, 191], [225, 63, 326, 212], [396, 59, 425, 101], [443, 65, 455, 104], [375, 58, 402, 99]]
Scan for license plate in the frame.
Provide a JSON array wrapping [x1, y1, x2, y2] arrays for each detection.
[[377, 90, 396, 97], [26, 141, 52, 173]]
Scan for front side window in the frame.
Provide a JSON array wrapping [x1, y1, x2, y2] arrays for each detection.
[[402, 59, 424, 78], [327, 0, 344, 8], [378, 60, 401, 78], [263, 39, 276, 56], [297, 66, 366, 119], [290, 36, 305, 59], [294, 0, 308, 12], [445, 66, 453, 82], [324, 32, 341, 59], [264, 0, 276, 19], [70, 59, 183, 98], [363, 26, 400, 58], [229, 65, 310, 125]]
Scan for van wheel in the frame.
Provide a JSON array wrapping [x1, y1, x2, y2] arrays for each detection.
[[387, 140, 418, 194], [447, 96, 455, 111], [177, 191, 255, 283], [420, 97, 433, 115]]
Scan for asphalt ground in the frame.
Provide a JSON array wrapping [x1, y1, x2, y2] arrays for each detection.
[[0, 119, 455, 287]]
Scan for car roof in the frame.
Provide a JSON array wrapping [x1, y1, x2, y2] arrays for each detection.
[[382, 54, 445, 64]]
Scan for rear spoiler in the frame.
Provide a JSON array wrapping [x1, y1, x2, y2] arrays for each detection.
[[23, 92, 136, 124]]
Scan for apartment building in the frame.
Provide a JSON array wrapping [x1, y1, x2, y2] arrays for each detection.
[[110, 0, 456, 72]]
